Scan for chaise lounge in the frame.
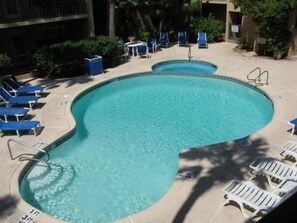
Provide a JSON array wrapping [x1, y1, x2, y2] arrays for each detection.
[[249, 156, 297, 189], [0, 119, 40, 136], [223, 179, 297, 219], [3, 77, 45, 97], [280, 141, 297, 162], [288, 118, 297, 136], [0, 87, 40, 109], [0, 107, 30, 121]]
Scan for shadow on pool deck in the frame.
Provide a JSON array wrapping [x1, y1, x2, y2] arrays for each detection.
[[0, 195, 19, 218], [173, 137, 270, 223]]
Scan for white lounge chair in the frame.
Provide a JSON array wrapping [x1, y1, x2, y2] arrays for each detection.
[[249, 157, 297, 189], [280, 141, 297, 162], [223, 179, 297, 219]]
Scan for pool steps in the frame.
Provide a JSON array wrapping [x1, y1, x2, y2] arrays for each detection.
[[24, 158, 75, 202]]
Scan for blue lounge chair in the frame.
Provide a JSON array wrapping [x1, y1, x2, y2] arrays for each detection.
[[159, 32, 169, 48], [0, 120, 40, 136], [178, 31, 188, 46], [288, 118, 297, 136], [0, 107, 30, 121], [197, 32, 208, 48], [136, 44, 149, 58], [147, 38, 157, 53], [0, 87, 39, 109], [3, 77, 45, 96]]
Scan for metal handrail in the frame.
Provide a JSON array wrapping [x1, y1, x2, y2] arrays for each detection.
[[247, 67, 269, 86], [259, 70, 269, 85], [7, 139, 50, 162], [188, 45, 193, 62], [247, 67, 261, 81]]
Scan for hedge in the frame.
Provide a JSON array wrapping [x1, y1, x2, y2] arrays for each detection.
[[34, 36, 124, 78]]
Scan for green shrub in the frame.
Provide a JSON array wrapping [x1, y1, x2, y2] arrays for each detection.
[[189, 14, 224, 43], [0, 54, 12, 77], [34, 36, 124, 78]]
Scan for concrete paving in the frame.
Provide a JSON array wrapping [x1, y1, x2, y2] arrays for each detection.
[[1, 42, 297, 223]]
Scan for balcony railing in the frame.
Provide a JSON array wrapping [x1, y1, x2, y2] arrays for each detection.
[[202, 0, 227, 3], [0, 0, 87, 22]]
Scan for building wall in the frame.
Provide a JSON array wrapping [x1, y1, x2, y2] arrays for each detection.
[[0, 0, 94, 74]]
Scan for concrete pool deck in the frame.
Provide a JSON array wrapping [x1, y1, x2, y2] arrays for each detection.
[[1, 42, 297, 223]]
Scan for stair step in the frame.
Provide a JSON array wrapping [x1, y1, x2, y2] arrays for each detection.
[[32, 160, 75, 202], [27, 161, 50, 181], [29, 163, 62, 191]]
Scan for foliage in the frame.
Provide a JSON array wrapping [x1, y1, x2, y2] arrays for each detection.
[[34, 36, 124, 78], [0, 54, 12, 77], [232, 0, 297, 58], [188, 14, 225, 43], [116, 0, 201, 40]]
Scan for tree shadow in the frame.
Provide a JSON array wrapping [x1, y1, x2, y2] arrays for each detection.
[[0, 195, 19, 218], [173, 136, 269, 223], [42, 75, 96, 90]]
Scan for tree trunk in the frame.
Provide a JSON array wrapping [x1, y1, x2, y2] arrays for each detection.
[[199, 0, 202, 17], [108, 0, 116, 37]]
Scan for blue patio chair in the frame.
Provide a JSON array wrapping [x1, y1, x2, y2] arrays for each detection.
[[136, 44, 149, 58], [147, 38, 157, 53], [0, 119, 40, 136], [197, 32, 208, 48], [178, 31, 188, 46], [3, 77, 46, 96], [0, 87, 40, 109], [0, 107, 30, 121], [159, 32, 169, 48]]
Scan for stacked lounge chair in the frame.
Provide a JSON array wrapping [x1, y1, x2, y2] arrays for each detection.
[[223, 179, 297, 219], [0, 77, 44, 136], [222, 141, 297, 220]]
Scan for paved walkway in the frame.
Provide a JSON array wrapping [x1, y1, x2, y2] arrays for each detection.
[[1, 42, 297, 223]]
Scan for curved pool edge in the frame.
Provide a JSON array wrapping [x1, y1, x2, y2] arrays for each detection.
[[12, 73, 274, 223], [3, 42, 294, 223], [151, 59, 218, 74], [12, 71, 273, 222]]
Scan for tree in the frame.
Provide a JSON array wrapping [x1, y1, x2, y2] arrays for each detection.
[[108, 0, 116, 37], [232, 0, 297, 57]]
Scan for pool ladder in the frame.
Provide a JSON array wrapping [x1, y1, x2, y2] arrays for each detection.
[[247, 67, 269, 86], [8, 139, 50, 163]]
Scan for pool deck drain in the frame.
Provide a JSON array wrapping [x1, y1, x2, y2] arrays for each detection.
[[1, 42, 297, 223]]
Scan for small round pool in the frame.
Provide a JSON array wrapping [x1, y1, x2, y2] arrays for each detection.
[[20, 73, 273, 223], [152, 60, 217, 74]]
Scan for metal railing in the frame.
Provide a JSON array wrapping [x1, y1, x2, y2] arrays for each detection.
[[247, 67, 269, 86], [0, 0, 86, 22], [8, 139, 50, 162]]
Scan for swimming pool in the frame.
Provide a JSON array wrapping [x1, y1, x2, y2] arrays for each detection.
[[152, 60, 217, 74], [20, 73, 273, 223]]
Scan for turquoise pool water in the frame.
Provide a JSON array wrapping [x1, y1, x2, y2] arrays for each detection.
[[152, 60, 217, 73], [20, 74, 273, 223]]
